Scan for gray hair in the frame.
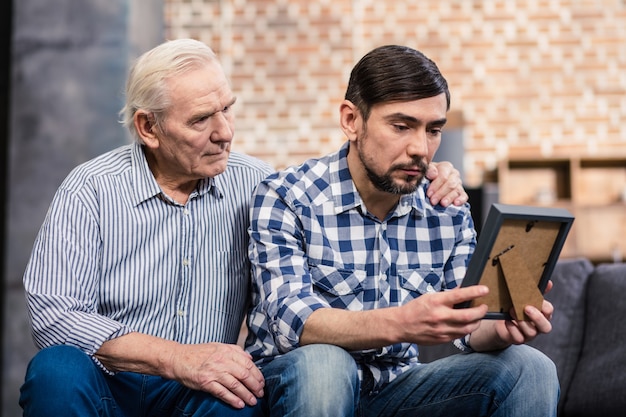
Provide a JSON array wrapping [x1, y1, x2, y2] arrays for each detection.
[[120, 38, 220, 142]]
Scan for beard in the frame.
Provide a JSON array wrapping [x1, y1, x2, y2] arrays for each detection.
[[357, 137, 429, 195]]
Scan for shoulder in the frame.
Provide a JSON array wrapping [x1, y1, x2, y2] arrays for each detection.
[[60, 144, 133, 192], [265, 154, 331, 189], [213, 152, 275, 198], [260, 154, 334, 205], [226, 152, 274, 177]]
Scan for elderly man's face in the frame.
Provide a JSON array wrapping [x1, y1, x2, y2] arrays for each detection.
[[155, 62, 236, 182]]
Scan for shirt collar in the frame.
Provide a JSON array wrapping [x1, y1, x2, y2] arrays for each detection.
[[329, 141, 427, 218], [130, 143, 219, 207]]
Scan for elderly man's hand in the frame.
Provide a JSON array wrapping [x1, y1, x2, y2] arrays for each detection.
[[426, 161, 468, 207], [171, 342, 265, 409]]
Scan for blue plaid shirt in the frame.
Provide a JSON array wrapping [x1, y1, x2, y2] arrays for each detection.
[[246, 141, 476, 392]]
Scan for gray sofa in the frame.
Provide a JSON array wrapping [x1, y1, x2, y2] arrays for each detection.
[[418, 258, 626, 416]]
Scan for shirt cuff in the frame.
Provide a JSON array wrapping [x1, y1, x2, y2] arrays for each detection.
[[454, 333, 474, 353]]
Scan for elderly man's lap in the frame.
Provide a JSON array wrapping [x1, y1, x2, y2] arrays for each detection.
[[20, 345, 265, 417]]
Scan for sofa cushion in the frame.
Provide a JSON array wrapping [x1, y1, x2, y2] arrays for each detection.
[[562, 262, 626, 416], [527, 257, 593, 414]]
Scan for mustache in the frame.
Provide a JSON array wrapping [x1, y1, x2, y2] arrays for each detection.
[[392, 158, 429, 174]]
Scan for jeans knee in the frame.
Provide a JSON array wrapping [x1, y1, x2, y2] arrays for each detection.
[[22, 345, 104, 400], [509, 344, 557, 380], [296, 344, 358, 386], [502, 345, 560, 402], [309, 344, 357, 374], [28, 345, 95, 382], [263, 344, 359, 416]]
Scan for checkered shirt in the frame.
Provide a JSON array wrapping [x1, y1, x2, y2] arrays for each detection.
[[246, 141, 476, 393]]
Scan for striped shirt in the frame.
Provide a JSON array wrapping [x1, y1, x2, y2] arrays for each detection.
[[246, 141, 476, 393], [23, 142, 273, 365]]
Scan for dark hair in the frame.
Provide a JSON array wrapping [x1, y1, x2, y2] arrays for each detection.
[[344, 45, 450, 121]]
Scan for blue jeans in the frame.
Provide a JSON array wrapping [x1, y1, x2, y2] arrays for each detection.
[[19, 345, 266, 417], [260, 344, 360, 417], [261, 344, 558, 417], [359, 344, 559, 417]]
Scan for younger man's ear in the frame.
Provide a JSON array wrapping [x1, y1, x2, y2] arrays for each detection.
[[339, 100, 360, 142]]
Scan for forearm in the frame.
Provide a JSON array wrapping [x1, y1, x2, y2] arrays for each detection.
[[95, 332, 266, 409], [94, 332, 181, 378], [299, 307, 404, 350]]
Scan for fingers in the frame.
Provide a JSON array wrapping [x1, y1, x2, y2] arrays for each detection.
[[216, 351, 265, 408], [424, 286, 490, 328], [501, 301, 553, 345], [207, 360, 265, 409], [181, 344, 265, 409], [429, 286, 491, 328], [446, 285, 489, 306], [425, 161, 468, 207], [543, 279, 554, 295]]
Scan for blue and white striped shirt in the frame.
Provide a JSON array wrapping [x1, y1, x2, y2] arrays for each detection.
[[23, 142, 273, 362], [246, 141, 476, 393]]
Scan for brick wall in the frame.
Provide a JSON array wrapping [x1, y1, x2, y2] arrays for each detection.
[[164, 0, 626, 187]]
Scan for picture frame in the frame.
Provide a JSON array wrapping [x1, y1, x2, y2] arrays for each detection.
[[456, 203, 575, 320]]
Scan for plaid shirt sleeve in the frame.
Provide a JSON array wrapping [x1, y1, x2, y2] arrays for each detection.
[[248, 178, 331, 354]]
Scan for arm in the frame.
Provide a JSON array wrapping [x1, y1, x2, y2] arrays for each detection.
[[95, 333, 264, 409], [23, 187, 132, 352], [300, 286, 490, 349], [25, 188, 263, 409], [426, 161, 468, 207], [251, 179, 489, 352]]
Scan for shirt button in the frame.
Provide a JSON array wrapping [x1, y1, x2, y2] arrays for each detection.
[[183, 209, 190, 216], [182, 258, 190, 266], [177, 310, 185, 317]]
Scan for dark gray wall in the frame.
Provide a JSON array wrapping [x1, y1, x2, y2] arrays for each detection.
[[0, 0, 12, 412], [3, 1, 162, 415]]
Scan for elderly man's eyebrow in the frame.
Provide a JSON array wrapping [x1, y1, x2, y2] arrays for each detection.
[[189, 96, 237, 123]]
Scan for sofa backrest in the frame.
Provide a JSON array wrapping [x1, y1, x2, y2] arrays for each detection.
[[561, 262, 626, 417]]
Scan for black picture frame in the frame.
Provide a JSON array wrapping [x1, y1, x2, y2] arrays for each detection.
[[456, 203, 575, 320]]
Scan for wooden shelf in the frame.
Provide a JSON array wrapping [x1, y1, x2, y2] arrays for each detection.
[[499, 156, 626, 262]]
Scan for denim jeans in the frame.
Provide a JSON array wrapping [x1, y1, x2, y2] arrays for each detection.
[[359, 344, 559, 417], [260, 344, 360, 417], [19, 345, 266, 417], [262, 343, 559, 417]]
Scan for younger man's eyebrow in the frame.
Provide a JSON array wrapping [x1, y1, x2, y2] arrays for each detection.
[[384, 113, 447, 127], [428, 118, 448, 128]]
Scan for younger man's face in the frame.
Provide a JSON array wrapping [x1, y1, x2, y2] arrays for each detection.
[[355, 93, 448, 195]]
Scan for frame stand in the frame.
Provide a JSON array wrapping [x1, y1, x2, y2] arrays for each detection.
[[496, 248, 544, 320]]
